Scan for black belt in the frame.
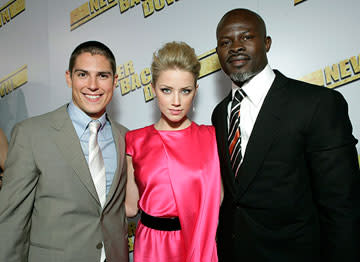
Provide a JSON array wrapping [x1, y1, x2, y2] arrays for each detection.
[[140, 211, 181, 231]]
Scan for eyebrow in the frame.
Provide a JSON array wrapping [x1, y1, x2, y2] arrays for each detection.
[[219, 29, 251, 37], [73, 69, 113, 75], [159, 84, 194, 89]]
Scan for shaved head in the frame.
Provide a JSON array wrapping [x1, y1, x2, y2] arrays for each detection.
[[216, 8, 267, 40], [216, 8, 271, 85]]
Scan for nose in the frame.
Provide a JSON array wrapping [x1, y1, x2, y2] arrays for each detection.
[[88, 75, 98, 90], [172, 92, 180, 106], [230, 39, 245, 53]]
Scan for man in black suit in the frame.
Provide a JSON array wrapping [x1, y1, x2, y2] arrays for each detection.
[[212, 8, 360, 261]]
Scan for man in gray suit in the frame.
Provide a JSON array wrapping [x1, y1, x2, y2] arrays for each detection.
[[0, 41, 129, 262]]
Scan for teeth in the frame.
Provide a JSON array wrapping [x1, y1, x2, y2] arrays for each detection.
[[85, 94, 100, 99]]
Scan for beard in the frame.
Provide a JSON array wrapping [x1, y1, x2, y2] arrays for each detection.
[[229, 71, 256, 83]]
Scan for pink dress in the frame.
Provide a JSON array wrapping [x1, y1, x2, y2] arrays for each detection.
[[126, 122, 221, 262]]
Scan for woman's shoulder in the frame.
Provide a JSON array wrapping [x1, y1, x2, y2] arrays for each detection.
[[192, 122, 215, 135], [193, 122, 214, 131], [126, 124, 154, 139]]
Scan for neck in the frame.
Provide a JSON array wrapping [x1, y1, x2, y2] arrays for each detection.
[[155, 117, 191, 131]]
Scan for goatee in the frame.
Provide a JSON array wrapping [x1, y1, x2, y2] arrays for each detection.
[[230, 71, 256, 83]]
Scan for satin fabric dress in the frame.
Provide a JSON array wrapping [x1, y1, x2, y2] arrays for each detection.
[[126, 122, 221, 262]]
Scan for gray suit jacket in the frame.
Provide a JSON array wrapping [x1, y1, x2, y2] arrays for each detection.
[[0, 105, 129, 262]]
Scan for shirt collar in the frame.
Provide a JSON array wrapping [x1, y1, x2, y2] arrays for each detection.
[[67, 100, 107, 137], [231, 64, 275, 107]]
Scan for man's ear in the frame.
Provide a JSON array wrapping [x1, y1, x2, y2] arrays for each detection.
[[265, 36, 272, 52], [65, 70, 72, 88], [113, 74, 118, 90]]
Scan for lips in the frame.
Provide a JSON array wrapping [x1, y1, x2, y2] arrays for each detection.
[[227, 54, 250, 66], [169, 109, 183, 115]]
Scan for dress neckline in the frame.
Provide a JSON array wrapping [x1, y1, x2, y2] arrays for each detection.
[[152, 121, 194, 133]]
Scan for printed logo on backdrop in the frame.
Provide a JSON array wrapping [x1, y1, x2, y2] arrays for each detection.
[[116, 61, 153, 102], [0, 0, 25, 28], [118, 0, 178, 17], [0, 65, 28, 98], [70, 0, 179, 31], [300, 54, 360, 89]]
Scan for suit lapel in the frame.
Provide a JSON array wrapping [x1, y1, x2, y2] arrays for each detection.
[[104, 119, 125, 208], [235, 71, 290, 200], [50, 105, 100, 205]]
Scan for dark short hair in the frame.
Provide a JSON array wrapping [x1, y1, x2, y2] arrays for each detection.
[[216, 8, 267, 39], [68, 41, 116, 76]]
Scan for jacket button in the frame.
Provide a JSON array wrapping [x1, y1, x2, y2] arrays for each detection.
[[96, 242, 103, 249]]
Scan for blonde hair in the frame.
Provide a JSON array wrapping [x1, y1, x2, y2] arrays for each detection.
[[151, 41, 201, 85]]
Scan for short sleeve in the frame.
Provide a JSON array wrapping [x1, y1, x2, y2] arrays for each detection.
[[208, 125, 216, 137], [201, 124, 216, 138]]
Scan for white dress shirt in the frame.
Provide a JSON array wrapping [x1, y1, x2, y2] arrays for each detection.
[[228, 64, 276, 160]]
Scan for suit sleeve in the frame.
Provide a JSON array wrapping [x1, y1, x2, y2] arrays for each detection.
[[0, 122, 40, 262], [305, 90, 360, 261]]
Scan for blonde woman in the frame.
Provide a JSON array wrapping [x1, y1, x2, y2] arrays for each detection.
[[125, 42, 221, 261]]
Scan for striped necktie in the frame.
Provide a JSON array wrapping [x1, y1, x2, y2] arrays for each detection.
[[228, 89, 246, 177]]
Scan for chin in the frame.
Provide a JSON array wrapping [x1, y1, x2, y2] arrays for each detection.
[[230, 71, 256, 83], [169, 118, 182, 123], [165, 115, 185, 124], [85, 108, 105, 117]]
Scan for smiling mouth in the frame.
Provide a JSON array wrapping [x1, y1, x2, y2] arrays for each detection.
[[84, 94, 102, 101]]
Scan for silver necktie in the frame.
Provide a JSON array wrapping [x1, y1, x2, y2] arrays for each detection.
[[88, 120, 106, 208]]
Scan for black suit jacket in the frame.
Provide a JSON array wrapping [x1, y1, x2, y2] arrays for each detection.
[[212, 70, 360, 262]]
